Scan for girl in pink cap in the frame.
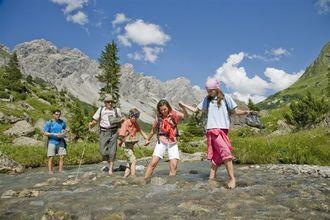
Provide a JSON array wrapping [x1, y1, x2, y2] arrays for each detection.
[[179, 78, 250, 189]]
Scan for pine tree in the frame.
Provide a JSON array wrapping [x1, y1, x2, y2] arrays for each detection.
[[5, 51, 22, 82], [69, 102, 88, 142], [97, 41, 121, 105], [284, 91, 329, 128], [247, 98, 260, 111]]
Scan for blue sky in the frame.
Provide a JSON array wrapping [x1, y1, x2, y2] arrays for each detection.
[[0, 0, 329, 102]]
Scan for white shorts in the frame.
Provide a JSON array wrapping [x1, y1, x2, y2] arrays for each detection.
[[47, 143, 67, 157], [153, 142, 180, 160]]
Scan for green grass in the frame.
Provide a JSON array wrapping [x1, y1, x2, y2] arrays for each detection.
[[0, 142, 154, 168], [0, 128, 329, 167], [257, 42, 330, 110], [231, 128, 330, 166]]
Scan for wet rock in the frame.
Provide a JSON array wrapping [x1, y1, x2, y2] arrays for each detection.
[[178, 201, 210, 215], [0, 151, 25, 174], [47, 177, 59, 184], [1, 189, 17, 198], [41, 209, 71, 220], [112, 179, 129, 187], [30, 200, 45, 207], [226, 201, 240, 209], [180, 152, 205, 162], [136, 165, 145, 171], [12, 136, 43, 146], [18, 189, 42, 198], [63, 179, 80, 186], [264, 164, 330, 178], [189, 170, 199, 174], [150, 177, 167, 186], [34, 182, 49, 188], [81, 172, 97, 180], [4, 120, 35, 137]]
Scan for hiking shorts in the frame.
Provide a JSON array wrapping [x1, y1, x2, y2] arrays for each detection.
[[153, 142, 180, 160], [47, 143, 67, 157], [123, 143, 136, 164]]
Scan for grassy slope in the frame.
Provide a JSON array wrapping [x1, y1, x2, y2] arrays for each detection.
[[257, 42, 330, 110]]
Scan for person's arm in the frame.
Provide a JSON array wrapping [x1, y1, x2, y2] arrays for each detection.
[[42, 122, 53, 137], [145, 121, 157, 146], [178, 101, 199, 113], [89, 108, 100, 128], [140, 130, 148, 140], [232, 108, 250, 116], [178, 102, 189, 119]]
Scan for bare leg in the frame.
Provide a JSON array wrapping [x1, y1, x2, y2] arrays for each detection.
[[124, 165, 130, 178], [58, 156, 64, 173], [224, 159, 236, 189], [108, 161, 114, 175], [144, 156, 161, 179], [130, 160, 137, 177], [209, 163, 218, 180], [169, 159, 178, 176], [48, 157, 53, 174]]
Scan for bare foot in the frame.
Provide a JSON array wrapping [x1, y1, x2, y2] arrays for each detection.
[[227, 178, 236, 189], [208, 179, 219, 189], [48, 171, 54, 175], [108, 171, 114, 176]]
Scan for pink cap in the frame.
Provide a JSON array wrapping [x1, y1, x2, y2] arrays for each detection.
[[205, 78, 219, 90]]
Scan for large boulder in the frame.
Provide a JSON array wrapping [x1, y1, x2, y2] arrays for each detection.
[[12, 137, 44, 146], [34, 118, 46, 131], [4, 120, 35, 137], [0, 151, 24, 173]]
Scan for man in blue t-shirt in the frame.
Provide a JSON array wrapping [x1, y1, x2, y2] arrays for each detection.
[[43, 109, 67, 174]]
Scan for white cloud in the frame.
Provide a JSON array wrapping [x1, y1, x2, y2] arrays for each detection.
[[211, 52, 303, 103], [127, 47, 164, 63], [266, 47, 290, 57], [215, 52, 270, 95], [127, 52, 143, 61], [50, 0, 88, 13], [120, 19, 170, 47], [50, 0, 89, 26], [231, 92, 267, 104], [315, 0, 330, 14], [66, 11, 88, 25], [264, 68, 303, 91], [142, 47, 163, 63], [112, 13, 130, 27], [118, 35, 132, 47]]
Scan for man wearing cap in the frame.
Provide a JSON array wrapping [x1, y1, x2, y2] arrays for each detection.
[[89, 95, 123, 175]]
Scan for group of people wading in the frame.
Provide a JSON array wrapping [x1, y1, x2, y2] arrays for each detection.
[[43, 78, 251, 189]]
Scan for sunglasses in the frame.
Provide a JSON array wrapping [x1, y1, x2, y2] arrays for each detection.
[[130, 112, 140, 119]]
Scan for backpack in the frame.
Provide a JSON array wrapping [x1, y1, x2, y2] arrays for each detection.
[[99, 106, 122, 129], [156, 111, 179, 144], [194, 96, 232, 132]]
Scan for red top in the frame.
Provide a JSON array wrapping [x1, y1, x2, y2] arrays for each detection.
[[153, 110, 184, 145]]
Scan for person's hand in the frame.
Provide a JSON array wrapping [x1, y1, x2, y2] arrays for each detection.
[[144, 140, 151, 146], [178, 102, 185, 108], [56, 133, 64, 138]]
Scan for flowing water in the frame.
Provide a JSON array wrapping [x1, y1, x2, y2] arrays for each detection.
[[0, 161, 329, 219]]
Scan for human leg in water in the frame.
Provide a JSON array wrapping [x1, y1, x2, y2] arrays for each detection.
[[144, 156, 161, 179], [169, 159, 178, 176], [224, 159, 236, 189]]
